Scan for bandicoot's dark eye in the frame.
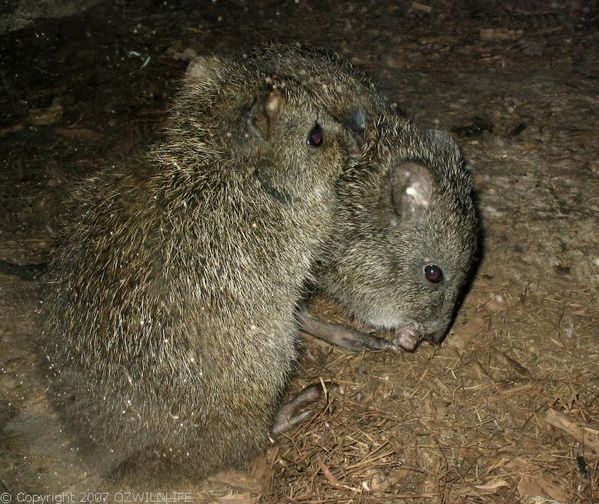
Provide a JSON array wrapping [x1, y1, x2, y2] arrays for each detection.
[[307, 124, 323, 147], [424, 264, 443, 284]]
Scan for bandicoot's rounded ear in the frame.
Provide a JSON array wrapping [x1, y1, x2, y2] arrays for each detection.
[[186, 55, 225, 82], [389, 161, 434, 218], [342, 105, 367, 133], [246, 77, 287, 140], [340, 104, 369, 145], [424, 128, 461, 160], [264, 88, 286, 121]]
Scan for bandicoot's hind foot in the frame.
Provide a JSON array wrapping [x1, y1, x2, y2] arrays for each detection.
[[298, 311, 398, 352], [270, 381, 335, 439]]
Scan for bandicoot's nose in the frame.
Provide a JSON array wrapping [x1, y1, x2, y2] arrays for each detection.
[[423, 326, 449, 345]]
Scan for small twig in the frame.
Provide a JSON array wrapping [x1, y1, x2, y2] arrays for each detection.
[[317, 459, 361, 493], [543, 408, 599, 453]]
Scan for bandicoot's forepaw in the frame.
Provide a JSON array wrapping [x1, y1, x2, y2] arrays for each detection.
[[299, 311, 398, 352], [350, 330, 399, 352], [393, 326, 422, 352]]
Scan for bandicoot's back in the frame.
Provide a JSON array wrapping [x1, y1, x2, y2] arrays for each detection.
[[43, 54, 361, 482]]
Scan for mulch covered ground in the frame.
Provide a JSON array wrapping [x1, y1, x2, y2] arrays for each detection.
[[1, 1, 597, 502]]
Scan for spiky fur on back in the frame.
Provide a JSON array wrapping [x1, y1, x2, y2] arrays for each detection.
[[43, 54, 359, 481]]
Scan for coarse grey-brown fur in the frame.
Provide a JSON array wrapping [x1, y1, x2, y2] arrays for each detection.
[[245, 44, 479, 349], [42, 55, 361, 482], [247, 43, 389, 137], [317, 114, 479, 348]]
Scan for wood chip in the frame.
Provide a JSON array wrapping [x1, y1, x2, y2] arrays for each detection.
[[543, 407, 599, 453]]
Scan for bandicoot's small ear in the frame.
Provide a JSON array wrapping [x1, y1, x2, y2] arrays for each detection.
[[186, 55, 224, 81], [424, 128, 461, 160], [264, 89, 286, 122], [338, 104, 369, 147], [341, 104, 368, 136], [390, 162, 434, 218], [246, 78, 286, 140]]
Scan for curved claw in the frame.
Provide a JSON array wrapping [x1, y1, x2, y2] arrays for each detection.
[[270, 382, 335, 440]]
